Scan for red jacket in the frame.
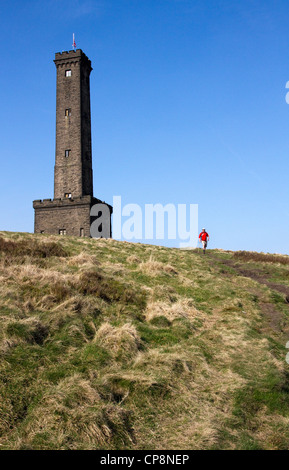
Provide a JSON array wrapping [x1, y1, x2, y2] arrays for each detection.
[[199, 231, 209, 241]]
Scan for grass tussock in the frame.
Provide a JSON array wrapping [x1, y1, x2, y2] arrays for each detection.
[[139, 255, 178, 276], [126, 255, 141, 264], [94, 323, 142, 360], [145, 298, 200, 322], [0, 232, 289, 450], [9, 374, 134, 450], [67, 251, 101, 268]]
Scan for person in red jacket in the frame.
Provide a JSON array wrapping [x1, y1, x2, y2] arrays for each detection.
[[199, 228, 209, 254]]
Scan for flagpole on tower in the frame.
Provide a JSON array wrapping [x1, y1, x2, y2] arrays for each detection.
[[72, 33, 76, 51]]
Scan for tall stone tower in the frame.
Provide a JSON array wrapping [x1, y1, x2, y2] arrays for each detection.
[[33, 49, 112, 237]]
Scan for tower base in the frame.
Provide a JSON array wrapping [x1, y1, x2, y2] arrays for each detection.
[[33, 196, 112, 238]]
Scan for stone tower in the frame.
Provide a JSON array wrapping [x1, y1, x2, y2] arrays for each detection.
[[33, 49, 112, 237]]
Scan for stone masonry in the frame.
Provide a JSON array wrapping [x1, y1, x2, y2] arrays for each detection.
[[33, 49, 112, 237]]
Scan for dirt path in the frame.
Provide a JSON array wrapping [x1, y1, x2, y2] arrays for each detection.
[[208, 254, 289, 337], [217, 258, 289, 300]]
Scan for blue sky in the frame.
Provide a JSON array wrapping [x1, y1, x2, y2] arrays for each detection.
[[0, 0, 288, 253]]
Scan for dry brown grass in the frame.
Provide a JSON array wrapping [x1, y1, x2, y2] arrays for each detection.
[[0, 237, 67, 259], [234, 250, 289, 265], [1, 232, 289, 450], [4, 263, 74, 285], [67, 252, 101, 269], [139, 255, 178, 276], [94, 323, 141, 360], [126, 255, 141, 264], [144, 298, 200, 322], [7, 374, 133, 450]]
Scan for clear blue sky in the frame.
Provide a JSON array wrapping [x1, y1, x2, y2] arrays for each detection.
[[0, 0, 288, 253]]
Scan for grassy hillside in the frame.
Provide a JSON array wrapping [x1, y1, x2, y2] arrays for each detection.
[[0, 231, 289, 450]]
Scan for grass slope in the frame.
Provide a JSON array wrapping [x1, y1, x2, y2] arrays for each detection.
[[0, 231, 289, 450]]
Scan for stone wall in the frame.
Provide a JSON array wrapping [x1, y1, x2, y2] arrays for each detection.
[[33, 197, 92, 237], [33, 196, 113, 238]]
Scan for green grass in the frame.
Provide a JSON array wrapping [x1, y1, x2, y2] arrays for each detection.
[[0, 232, 289, 449]]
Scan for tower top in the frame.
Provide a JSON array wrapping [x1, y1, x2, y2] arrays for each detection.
[[54, 49, 92, 71], [55, 48, 85, 57]]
